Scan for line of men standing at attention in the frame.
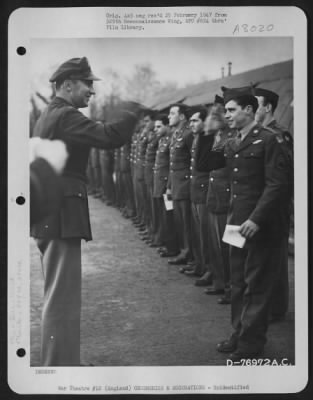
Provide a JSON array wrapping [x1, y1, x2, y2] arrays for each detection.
[[87, 85, 293, 361]]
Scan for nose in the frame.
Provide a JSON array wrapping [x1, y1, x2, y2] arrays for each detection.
[[225, 110, 231, 119]]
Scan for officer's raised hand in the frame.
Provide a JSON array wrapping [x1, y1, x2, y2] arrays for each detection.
[[239, 219, 260, 239]]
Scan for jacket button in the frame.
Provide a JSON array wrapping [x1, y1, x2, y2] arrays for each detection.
[[190, 166, 192, 170], [233, 194, 237, 198], [234, 168, 238, 172], [44, 225, 48, 229], [235, 154, 239, 158], [201, 184, 204, 187], [78, 193, 82, 197], [226, 188, 230, 192], [233, 180, 238, 184], [210, 177, 214, 181]]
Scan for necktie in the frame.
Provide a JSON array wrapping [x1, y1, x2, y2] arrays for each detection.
[[234, 132, 242, 148]]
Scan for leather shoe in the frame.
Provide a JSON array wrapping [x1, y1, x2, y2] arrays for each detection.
[[160, 250, 179, 258], [204, 288, 224, 295], [217, 295, 231, 305], [168, 257, 187, 265], [184, 269, 202, 277], [228, 348, 263, 362], [179, 266, 195, 274], [216, 336, 238, 353], [149, 242, 163, 248], [194, 272, 213, 286]]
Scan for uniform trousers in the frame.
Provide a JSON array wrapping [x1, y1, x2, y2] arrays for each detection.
[[230, 235, 284, 352], [155, 197, 179, 252], [207, 211, 230, 291], [270, 236, 289, 317], [147, 185, 159, 241], [99, 154, 115, 204], [121, 171, 136, 217], [191, 202, 211, 276], [134, 176, 145, 224], [36, 238, 81, 366], [173, 199, 192, 260]]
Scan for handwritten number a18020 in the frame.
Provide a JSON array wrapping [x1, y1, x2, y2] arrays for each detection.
[[233, 24, 274, 34]]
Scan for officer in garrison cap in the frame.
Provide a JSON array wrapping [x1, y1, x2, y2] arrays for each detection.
[[195, 86, 290, 361], [254, 87, 294, 322], [31, 57, 144, 366]]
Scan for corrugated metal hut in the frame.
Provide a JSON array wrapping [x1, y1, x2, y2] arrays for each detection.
[[147, 59, 293, 135]]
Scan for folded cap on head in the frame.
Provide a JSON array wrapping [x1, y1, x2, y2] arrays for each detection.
[[222, 84, 258, 104], [214, 94, 224, 105], [253, 88, 279, 104], [49, 57, 101, 82]]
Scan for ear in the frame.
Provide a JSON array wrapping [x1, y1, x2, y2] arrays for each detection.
[[63, 79, 73, 92], [244, 105, 253, 114], [265, 103, 272, 113]]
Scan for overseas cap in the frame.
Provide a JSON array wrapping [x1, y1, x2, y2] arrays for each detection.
[[221, 85, 256, 104], [254, 88, 279, 104], [214, 94, 224, 105], [49, 57, 101, 82]]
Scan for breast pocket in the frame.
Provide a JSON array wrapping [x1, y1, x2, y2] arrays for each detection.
[[242, 147, 264, 159]]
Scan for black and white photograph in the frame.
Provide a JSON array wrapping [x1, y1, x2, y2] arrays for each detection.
[[8, 6, 308, 395]]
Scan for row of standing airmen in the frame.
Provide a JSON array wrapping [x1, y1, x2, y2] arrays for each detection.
[[86, 87, 293, 325]]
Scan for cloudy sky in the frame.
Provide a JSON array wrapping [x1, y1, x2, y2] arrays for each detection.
[[30, 37, 292, 100]]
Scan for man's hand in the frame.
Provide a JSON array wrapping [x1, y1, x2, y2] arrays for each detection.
[[120, 101, 149, 117], [239, 219, 260, 239]]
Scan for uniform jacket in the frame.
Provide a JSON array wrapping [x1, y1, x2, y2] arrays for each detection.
[[196, 124, 290, 239], [168, 122, 193, 201], [206, 129, 236, 214], [31, 96, 137, 241], [99, 149, 114, 174], [120, 142, 132, 173], [144, 131, 159, 186], [153, 127, 172, 198], [30, 158, 63, 226], [190, 133, 211, 204], [135, 129, 148, 181]]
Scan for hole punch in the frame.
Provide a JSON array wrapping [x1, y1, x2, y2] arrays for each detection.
[[16, 46, 26, 55], [16, 348, 26, 357], [16, 196, 25, 205]]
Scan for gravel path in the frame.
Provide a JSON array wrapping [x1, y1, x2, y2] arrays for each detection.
[[30, 196, 295, 366]]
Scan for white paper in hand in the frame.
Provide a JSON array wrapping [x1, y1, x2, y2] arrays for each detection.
[[222, 225, 246, 248], [163, 194, 173, 211]]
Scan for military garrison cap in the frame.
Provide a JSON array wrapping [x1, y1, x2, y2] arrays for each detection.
[[222, 84, 258, 104], [214, 94, 224, 105], [254, 88, 279, 104], [49, 57, 101, 82]]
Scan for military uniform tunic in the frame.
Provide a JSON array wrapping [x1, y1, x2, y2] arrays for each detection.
[[196, 123, 290, 353], [31, 96, 137, 366], [168, 122, 194, 260]]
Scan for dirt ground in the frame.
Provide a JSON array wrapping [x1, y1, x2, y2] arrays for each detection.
[[30, 196, 295, 366]]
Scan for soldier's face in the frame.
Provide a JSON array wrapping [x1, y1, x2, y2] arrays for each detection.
[[168, 106, 181, 127], [154, 120, 165, 135], [255, 96, 267, 124], [225, 100, 250, 129], [143, 116, 152, 128], [69, 79, 95, 108], [189, 112, 204, 134]]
